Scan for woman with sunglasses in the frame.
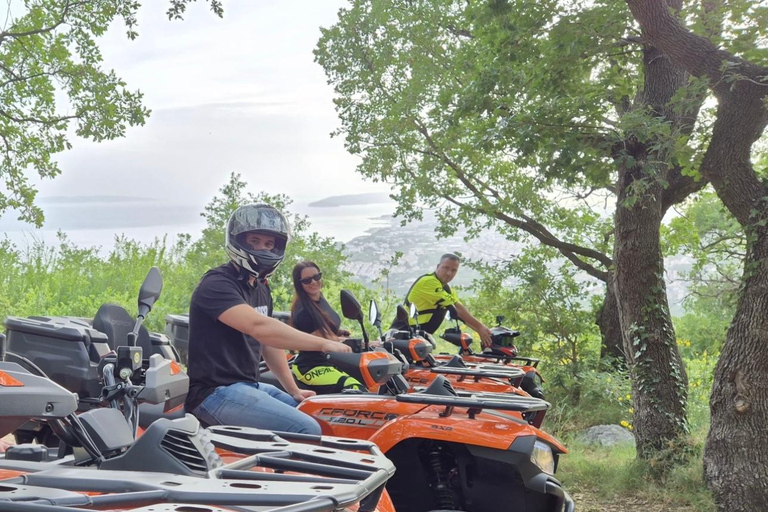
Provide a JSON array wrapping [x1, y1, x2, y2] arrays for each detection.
[[290, 261, 365, 394]]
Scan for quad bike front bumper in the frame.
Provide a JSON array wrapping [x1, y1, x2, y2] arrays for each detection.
[[463, 435, 576, 512], [543, 474, 576, 512]]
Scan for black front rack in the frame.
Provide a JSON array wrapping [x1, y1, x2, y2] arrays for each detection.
[[471, 353, 541, 367], [0, 427, 395, 512], [396, 391, 549, 422], [430, 365, 526, 384]]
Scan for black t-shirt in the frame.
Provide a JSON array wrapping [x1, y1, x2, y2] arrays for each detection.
[[292, 295, 341, 373], [185, 262, 273, 411]]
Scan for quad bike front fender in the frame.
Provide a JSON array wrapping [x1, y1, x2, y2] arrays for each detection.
[[367, 407, 538, 453]]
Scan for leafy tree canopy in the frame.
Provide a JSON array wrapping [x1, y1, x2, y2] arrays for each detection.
[[0, 0, 221, 226], [315, 0, 718, 280]]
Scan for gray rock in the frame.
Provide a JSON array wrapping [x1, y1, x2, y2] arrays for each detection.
[[580, 424, 636, 447]]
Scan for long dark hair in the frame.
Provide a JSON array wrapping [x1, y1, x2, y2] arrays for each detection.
[[291, 261, 337, 339]]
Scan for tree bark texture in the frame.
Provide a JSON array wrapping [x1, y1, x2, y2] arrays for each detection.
[[612, 27, 691, 460], [625, 0, 768, 509], [597, 275, 625, 363]]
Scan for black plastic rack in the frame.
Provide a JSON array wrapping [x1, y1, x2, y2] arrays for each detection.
[[396, 391, 550, 420], [471, 353, 541, 367], [430, 365, 526, 383]]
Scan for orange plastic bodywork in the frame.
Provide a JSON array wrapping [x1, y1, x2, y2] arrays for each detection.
[[0, 371, 24, 387], [0, 469, 26, 479], [297, 394, 567, 455], [407, 339, 424, 361]]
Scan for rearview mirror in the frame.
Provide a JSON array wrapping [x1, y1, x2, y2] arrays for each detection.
[[369, 299, 381, 326], [409, 302, 418, 319], [341, 290, 369, 349], [396, 305, 409, 323], [138, 267, 163, 318], [340, 289, 363, 322], [496, 315, 505, 326]]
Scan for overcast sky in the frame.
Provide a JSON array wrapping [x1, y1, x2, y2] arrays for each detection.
[[3, 1, 396, 246]]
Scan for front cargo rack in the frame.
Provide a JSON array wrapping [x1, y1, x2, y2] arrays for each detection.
[[396, 390, 549, 422], [470, 353, 542, 367], [0, 427, 395, 512], [430, 365, 526, 384]]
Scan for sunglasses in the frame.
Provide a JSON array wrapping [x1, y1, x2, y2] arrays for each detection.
[[299, 272, 323, 285]]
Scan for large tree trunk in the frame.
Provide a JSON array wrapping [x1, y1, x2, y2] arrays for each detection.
[[612, 36, 690, 461], [705, 204, 768, 511], [699, 102, 768, 511], [624, 0, 768, 509], [597, 276, 624, 363], [613, 166, 688, 459]]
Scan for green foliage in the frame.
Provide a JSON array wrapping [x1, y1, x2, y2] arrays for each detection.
[[674, 312, 728, 358], [678, 345, 717, 431], [0, 0, 222, 226], [663, 187, 744, 349], [316, 0, 618, 281], [461, 248, 607, 412]]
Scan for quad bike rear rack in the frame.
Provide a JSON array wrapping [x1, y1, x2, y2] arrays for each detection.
[[0, 427, 395, 512]]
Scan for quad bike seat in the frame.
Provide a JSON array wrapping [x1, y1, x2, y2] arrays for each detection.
[[93, 304, 179, 362], [93, 303, 151, 351]]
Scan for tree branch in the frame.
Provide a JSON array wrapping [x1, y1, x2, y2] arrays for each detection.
[[0, 1, 86, 44]]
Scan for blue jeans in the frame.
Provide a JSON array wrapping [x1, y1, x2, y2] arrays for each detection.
[[192, 381, 321, 435]]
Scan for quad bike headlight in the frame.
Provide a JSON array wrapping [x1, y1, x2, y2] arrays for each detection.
[[531, 440, 555, 474]]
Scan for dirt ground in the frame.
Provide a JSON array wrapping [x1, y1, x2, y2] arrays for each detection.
[[569, 488, 702, 512]]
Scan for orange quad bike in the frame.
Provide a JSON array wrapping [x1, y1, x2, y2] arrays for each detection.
[[292, 290, 575, 512], [162, 301, 530, 400], [434, 307, 545, 399], [253, 298, 541, 422], [374, 302, 535, 399], [0, 268, 397, 512]]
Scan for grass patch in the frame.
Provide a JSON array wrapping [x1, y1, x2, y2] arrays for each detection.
[[558, 438, 716, 512]]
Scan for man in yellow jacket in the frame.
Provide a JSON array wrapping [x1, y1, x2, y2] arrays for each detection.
[[392, 253, 493, 347]]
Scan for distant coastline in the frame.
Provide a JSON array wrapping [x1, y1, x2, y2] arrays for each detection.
[[308, 193, 391, 208]]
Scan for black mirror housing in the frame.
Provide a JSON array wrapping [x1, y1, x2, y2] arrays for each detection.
[[138, 267, 163, 318], [340, 289, 364, 322]]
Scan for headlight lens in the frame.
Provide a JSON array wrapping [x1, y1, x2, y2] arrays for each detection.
[[531, 440, 555, 474]]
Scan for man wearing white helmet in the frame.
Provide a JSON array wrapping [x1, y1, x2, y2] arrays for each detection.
[[185, 203, 351, 435]]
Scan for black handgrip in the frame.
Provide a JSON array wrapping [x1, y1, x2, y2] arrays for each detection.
[[342, 338, 364, 353]]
